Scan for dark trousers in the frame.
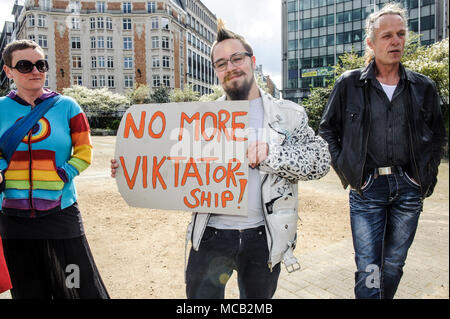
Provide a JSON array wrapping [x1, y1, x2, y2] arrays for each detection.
[[186, 226, 280, 299], [2, 235, 109, 299], [350, 170, 423, 299]]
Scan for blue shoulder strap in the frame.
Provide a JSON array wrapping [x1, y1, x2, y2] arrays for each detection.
[[0, 95, 61, 163]]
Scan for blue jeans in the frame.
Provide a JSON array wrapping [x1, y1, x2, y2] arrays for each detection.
[[186, 226, 280, 299], [349, 170, 423, 299]]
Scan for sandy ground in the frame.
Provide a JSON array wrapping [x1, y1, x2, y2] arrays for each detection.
[[74, 136, 448, 299]]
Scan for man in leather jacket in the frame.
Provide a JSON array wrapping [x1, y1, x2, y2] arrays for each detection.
[[319, 3, 446, 299]]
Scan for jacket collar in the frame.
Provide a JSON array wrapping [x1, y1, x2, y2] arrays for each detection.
[[358, 59, 417, 85]]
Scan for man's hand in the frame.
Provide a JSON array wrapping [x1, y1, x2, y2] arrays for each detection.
[[0, 172, 3, 184], [110, 159, 119, 178], [247, 141, 269, 169]]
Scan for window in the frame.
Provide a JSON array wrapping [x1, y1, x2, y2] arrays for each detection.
[[90, 37, 96, 49], [162, 36, 169, 49], [161, 18, 169, 30], [38, 35, 48, 48], [122, 2, 132, 13], [147, 1, 156, 13], [71, 17, 79, 29], [123, 18, 132, 30], [287, 0, 297, 12], [162, 75, 170, 87], [108, 75, 115, 88], [97, 36, 105, 48], [72, 56, 82, 68], [73, 75, 82, 86], [123, 37, 132, 50], [29, 35, 35, 42], [152, 56, 160, 67], [37, 15, 47, 28], [124, 57, 133, 68], [91, 56, 97, 68], [106, 17, 113, 29], [288, 40, 297, 51], [153, 75, 160, 87], [69, 0, 81, 13], [409, 18, 419, 33], [92, 75, 98, 88], [288, 21, 297, 32], [301, 38, 310, 49], [152, 36, 159, 49], [96, 1, 106, 12], [124, 75, 133, 88], [28, 14, 35, 27], [99, 75, 106, 87], [420, 15, 435, 31], [107, 56, 114, 68], [41, 0, 51, 10], [352, 30, 362, 42], [151, 17, 159, 29], [98, 56, 105, 68], [106, 37, 113, 49], [90, 17, 96, 29], [162, 56, 170, 68], [97, 17, 104, 29]]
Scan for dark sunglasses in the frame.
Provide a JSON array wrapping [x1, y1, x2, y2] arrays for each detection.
[[9, 59, 49, 73]]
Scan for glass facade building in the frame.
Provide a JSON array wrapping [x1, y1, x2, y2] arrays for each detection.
[[282, 0, 447, 103]]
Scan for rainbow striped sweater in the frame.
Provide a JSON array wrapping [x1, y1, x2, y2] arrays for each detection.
[[0, 92, 92, 216]]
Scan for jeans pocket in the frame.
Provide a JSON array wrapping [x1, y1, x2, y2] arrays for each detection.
[[360, 173, 374, 192], [201, 227, 217, 244], [403, 172, 421, 189]]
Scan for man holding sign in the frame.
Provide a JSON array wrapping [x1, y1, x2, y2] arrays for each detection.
[[111, 20, 330, 299]]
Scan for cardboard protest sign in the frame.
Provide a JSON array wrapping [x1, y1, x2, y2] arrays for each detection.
[[114, 101, 249, 215]]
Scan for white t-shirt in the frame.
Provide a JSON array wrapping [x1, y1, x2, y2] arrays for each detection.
[[380, 82, 397, 102], [207, 97, 265, 230]]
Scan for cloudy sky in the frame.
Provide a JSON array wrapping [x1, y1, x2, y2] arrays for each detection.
[[0, 0, 15, 29], [201, 0, 282, 88], [0, 0, 282, 87]]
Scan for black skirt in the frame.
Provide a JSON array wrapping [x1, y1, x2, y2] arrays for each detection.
[[1, 235, 110, 299]]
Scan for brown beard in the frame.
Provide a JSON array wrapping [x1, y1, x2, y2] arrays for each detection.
[[223, 71, 255, 101]]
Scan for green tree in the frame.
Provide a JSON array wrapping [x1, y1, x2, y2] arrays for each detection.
[[199, 85, 224, 102], [149, 86, 170, 103], [402, 38, 449, 125], [256, 74, 272, 96], [169, 84, 200, 102]]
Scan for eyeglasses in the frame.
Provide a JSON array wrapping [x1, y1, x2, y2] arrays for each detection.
[[9, 59, 49, 73], [213, 52, 252, 72]]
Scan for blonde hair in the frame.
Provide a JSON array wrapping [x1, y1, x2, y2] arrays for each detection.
[[364, 2, 408, 65]]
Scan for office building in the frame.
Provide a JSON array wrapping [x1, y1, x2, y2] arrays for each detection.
[[0, 21, 15, 91], [282, 0, 448, 103], [4, 0, 219, 95], [180, 0, 218, 95]]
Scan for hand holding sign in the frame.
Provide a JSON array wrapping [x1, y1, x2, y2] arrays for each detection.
[[114, 101, 249, 215], [247, 141, 269, 169]]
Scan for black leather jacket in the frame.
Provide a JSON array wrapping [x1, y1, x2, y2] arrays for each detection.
[[319, 61, 447, 198]]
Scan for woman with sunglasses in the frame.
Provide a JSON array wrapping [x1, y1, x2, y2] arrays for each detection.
[[0, 40, 109, 299]]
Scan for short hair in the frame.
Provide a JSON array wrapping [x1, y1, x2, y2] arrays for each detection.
[[210, 19, 253, 63], [2, 39, 44, 67], [364, 2, 408, 65]]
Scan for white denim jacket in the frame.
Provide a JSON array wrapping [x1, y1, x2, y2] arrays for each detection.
[[185, 88, 331, 273]]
